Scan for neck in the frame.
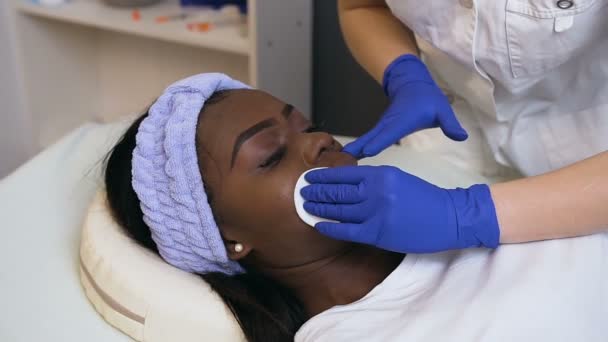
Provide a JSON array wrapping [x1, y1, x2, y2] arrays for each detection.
[[262, 244, 404, 318]]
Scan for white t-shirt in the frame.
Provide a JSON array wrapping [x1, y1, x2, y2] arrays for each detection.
[[296, 234, 608, 341]]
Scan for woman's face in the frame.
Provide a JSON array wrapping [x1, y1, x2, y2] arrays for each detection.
[[196, 89, 357, 269]]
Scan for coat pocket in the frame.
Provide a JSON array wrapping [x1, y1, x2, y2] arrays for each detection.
[[505, 0, 607, 78]]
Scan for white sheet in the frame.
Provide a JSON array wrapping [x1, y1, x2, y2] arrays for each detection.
[[0, 120, 509, 341], [297, 231, 608, 341]]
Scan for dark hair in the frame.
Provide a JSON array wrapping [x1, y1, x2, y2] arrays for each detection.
[[104, 93, 306, 342]]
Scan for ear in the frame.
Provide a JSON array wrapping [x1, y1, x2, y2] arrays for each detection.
[[225, 240, 252, 261], [221, 223, 252, 261]]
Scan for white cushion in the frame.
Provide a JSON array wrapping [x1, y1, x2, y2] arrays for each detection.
[[80, 191, 245, 342]]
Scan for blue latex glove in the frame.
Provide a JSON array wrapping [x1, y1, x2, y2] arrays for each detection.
[[301, 166, 499, 253], [343, 54, 468, 159]]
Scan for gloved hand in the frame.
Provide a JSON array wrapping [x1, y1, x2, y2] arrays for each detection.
[[301, 165, 499, 253], [343, 54, 468, 159]]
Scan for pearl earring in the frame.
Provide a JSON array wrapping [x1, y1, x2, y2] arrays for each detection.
[[234, 243, 244, 253]]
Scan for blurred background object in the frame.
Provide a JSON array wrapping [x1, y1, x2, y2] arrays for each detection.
[[102, 0, 163, 8], [101, 0, 247, 11], [38, 0, 69, 7], [179, 0, 246, 14]]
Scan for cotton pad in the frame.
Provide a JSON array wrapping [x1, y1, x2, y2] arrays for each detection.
[[294, 167, 339, 227]]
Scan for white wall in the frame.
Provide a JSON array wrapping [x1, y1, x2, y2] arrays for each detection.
[[0, 1, 34, 179]]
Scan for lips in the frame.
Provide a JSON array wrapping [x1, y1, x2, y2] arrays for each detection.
[[313, 137, 357, 168], [318, 150, 358, 168]]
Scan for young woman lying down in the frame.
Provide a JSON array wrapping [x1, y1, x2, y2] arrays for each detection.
[[104, 74, 607, 342]]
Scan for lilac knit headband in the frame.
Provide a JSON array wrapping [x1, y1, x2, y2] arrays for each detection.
[[132, 73, 250, 275]]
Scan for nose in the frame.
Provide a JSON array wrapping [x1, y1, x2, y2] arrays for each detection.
[[300, 132, 335, 167]]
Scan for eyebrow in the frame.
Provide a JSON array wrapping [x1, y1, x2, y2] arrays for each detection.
[[230, 118, 278, 169], [229, 104, 295, 169], [282, 104, 294, 119]]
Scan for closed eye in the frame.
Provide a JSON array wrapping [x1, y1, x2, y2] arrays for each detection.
[[304, 125, 323, 133], [259, 146, 286, 168]]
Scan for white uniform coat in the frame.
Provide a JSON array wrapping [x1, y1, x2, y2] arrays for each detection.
[[386, 0, 608, 176]]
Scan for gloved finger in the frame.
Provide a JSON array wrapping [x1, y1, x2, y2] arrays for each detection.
[[300, 184, 364, 204], [314, 222, 370, 244], [305, 165, 372, 184], [361, 115, 419, 157], [303, 201, 367, 223], [342, 121, 386, 159], [438, 105, 468, 141]]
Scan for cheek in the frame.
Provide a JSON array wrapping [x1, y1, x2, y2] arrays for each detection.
[[255, 172, 304, 229], [227, 170, 310, 237]]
